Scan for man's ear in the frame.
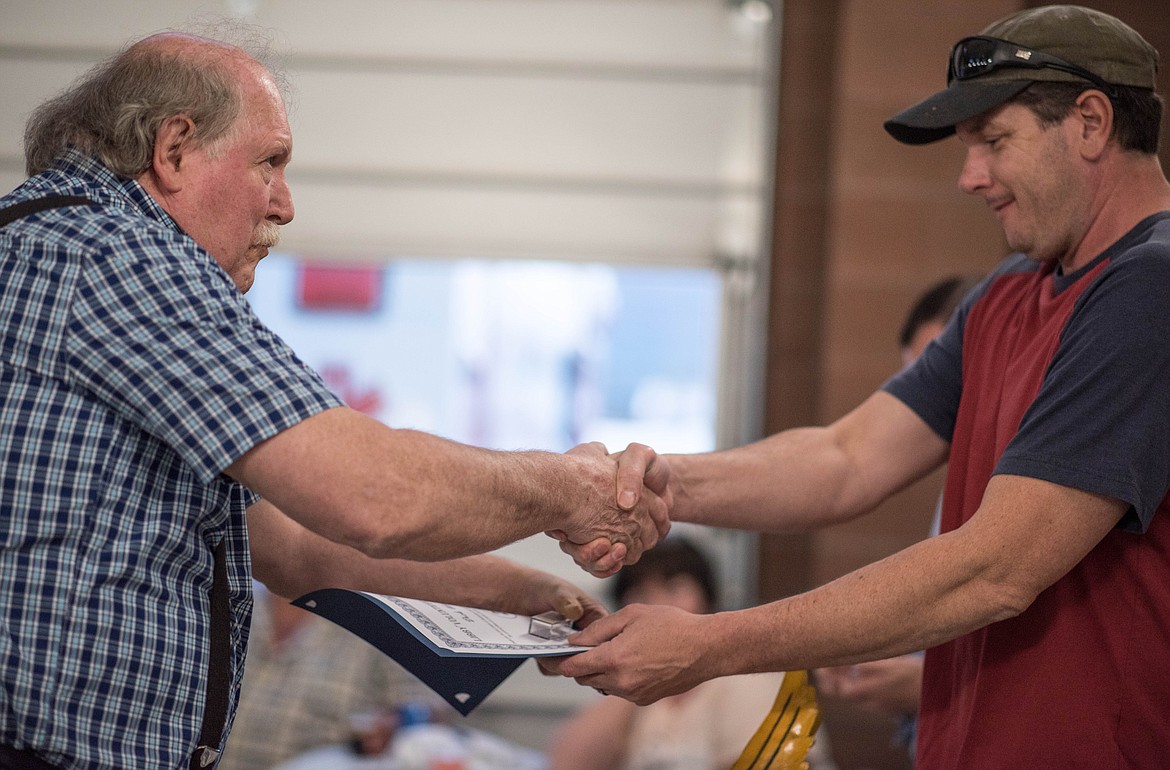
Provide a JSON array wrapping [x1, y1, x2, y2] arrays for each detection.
[[150, 114, 197, 193], [1075, 90, 1113, 160]]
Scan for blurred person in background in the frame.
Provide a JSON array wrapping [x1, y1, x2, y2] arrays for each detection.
[[548, 536, 837, 770]]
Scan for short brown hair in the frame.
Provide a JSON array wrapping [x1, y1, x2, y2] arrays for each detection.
[[1011, 81, 1163, 154]]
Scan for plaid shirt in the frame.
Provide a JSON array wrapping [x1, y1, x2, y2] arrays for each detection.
[[0, 151, 342, 769]]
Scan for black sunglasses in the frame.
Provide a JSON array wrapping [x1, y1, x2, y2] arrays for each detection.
[[948, 35, 1118, 98]]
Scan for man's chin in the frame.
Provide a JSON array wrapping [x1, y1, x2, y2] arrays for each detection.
[[233, 260, 262, 293], [236, 270, 257, 294]]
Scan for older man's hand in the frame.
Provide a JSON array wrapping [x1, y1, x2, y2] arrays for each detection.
[[545, 442, 672, 577]]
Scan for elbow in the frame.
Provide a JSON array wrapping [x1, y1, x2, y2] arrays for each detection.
[[325, 503, 438, 561], [991, 589, 1033, 624], [276, 483, 453, 562], [344, 524, 432, 561], [827, 482, 891, 526], [982, 576, 1042, 625]]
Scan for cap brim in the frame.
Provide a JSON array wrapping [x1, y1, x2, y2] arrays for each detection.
[[884, 80, 1033, 145]]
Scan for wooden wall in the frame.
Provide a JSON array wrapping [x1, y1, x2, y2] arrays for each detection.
[[761, 2, 1170, 767]]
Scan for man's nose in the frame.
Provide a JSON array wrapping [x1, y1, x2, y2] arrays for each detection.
[[957, 150, 989, 196], [270, 173, 294, 224]]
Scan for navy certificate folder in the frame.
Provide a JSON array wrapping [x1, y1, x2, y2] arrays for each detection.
[[292, 589, 531, 715]]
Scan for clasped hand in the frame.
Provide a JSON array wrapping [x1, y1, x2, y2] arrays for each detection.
[[545, 441, 672, 578]]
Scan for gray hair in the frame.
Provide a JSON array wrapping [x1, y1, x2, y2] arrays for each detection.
[[23, 24, 287, 178]]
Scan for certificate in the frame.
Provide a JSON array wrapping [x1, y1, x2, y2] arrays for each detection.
[[292, 589, 587, 715], [359, 593, 589, 656]]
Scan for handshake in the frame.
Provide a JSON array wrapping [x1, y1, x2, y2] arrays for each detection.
[[545, 441, 674, 579]]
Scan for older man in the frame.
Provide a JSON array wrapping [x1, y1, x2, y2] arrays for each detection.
[[0, 31, 669, 770], [547, 6, 1170, 767]]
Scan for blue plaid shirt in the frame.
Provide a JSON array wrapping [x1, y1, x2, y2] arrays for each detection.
[[0, 151, 342, 769]]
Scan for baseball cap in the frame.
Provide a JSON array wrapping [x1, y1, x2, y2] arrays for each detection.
[[884, 5, 1159, 145]]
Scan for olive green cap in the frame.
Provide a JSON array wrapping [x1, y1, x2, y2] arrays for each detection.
[[885, 5, 1159, 145]]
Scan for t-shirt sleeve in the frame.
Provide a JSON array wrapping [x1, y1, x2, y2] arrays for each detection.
[[65, 229, 343, 483], [880, 267, 1004, 442], [882, 310, 965, 443], [996, 249, 1170, 532], [882, 259, 1034, 444]]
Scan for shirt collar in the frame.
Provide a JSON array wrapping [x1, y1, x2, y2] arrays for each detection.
[[50, 149, 183, 236]]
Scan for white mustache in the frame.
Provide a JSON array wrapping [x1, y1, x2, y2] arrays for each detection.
[[253, 221, 281, 249]]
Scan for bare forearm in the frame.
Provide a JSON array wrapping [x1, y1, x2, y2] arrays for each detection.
[[284, 422, 587, 557], [667, 392, 948, 533], [231, 408, 666, 568], [697, 479, 1123, 678], [667, 428, 861, 532], [270, 547, 538, 609], [549, 529, 1031, 705], [548, 475, 1127, 705], [251, 499, 570, 611], [711, 533, 1022, 677], [339, 429, 593, 558]]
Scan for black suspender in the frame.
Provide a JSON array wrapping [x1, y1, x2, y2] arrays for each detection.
[[192, 538, 231, 769], [0, 195, 95, 227], [1, 193, 232, 769]]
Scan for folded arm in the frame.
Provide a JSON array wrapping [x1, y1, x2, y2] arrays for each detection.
[[815, 655, 924, 714]]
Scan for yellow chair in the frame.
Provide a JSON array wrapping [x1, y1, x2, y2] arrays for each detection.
[[731, 670, 821, 770]]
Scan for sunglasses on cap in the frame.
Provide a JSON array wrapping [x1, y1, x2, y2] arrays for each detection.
[[948, 35, 1119, 98]]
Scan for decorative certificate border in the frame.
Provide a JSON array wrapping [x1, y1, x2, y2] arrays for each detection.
[[364, 593, 588, 655]]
